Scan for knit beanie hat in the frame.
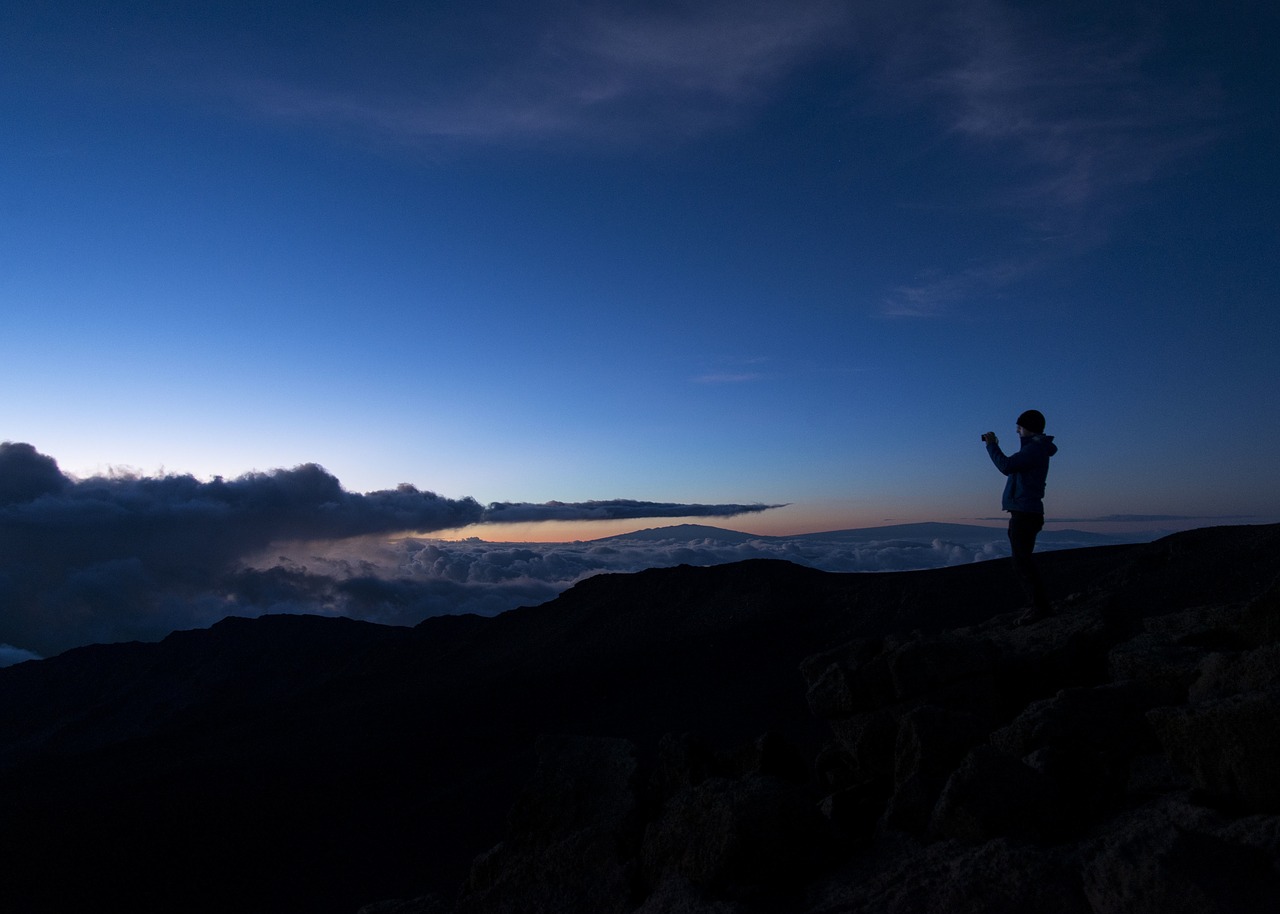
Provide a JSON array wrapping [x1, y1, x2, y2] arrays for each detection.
[[1016, 409, 1046, 434]]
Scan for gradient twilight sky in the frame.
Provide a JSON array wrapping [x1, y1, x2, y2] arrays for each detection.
[[3, 0, 1278, 540]]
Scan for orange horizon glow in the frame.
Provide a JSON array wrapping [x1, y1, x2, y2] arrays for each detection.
[[418, 504, 960, 544], [397, 509, 1253, 545]]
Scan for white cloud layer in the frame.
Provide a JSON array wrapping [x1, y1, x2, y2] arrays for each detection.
[[234, 522, 1129, 647]]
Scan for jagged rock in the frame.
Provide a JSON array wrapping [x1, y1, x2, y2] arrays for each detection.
[[1123, 751, 1192, 797], [821, 708, 900, 789], [723, 731, 812, 783], [650, 731, 810, 803], [813, 739, 860, 793], [917, 838, 1090, 914], [992, 682, 1162, 760], [1081, 797, 1280, 914], [804, 633, 999, 720], [1217, 810, 1280, 855], [1236, 577, 1280, 646], [883, 634, 999, 709], [632, 873, 750, 914], [989, 681, 1163, 824], [1189, 643, 1280, 703], [1142, 602, 1256, 647], [818, 782, 888, 847], [456, 734, 640, 914], [806, 837, 1091, 914], [802, 638, 884, 719], [1148, 686, 1280, 812], [641, 774, 829, 893], [650, 732, 720, 797], [893, 706, 991, 790], [987, 607, 1123, 703], [881, 705, 990, 835], [1107, 632, 1204, 700], [930, 745, 1059, 843], [805, 632, 1006, 839]]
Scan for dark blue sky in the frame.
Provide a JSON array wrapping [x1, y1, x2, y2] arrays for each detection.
[[3, 0, 1277, 538]]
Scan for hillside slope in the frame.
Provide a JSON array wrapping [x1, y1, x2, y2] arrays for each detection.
[[1, 524, 1277, 913]]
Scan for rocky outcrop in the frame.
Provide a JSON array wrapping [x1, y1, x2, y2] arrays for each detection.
[[457, 735, 642, 914], [436, 532, 1280, 912], [790, 576, 1280, 912]]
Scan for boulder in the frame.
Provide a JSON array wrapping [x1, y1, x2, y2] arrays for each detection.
[[805, 837, 1091, 914], [987, 607, 1122, 703], [1107, 632, 1204, 701], [1142, 602, 1255, 646], [632, 872, 749, 914], [883, 634, 999, 710], [804, 633, 999, 719], [1082, 798, 1280, 914], [1236, 578, 1280, 646], [881, 705, 989, 835], [930, 745, 1059, 844], [1189, 643, 1280, 703], [989, 682, 1163, 824], [818, 782, 890, 847], [641, 774, 829, 893], [802, 638, 885, 719], [456, 735, 640, 914], [1148, 686, 1280, 812], [822, 709, 900, 789]]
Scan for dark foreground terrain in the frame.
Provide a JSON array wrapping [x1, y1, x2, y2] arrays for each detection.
[[1, 524, 1278, 913]]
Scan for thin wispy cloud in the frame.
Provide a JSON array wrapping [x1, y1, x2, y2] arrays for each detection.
[[481, 499, 779, 523], [881, 256, 1042, 318], [236, 1, 853, 147], [864, 0, 1221, 205], [568, 1, 849, 98], [863, 0, 1223, 316], [694, 372, 767, 384], [933, 13, 1218, 210], [693, 354, 773, 384]]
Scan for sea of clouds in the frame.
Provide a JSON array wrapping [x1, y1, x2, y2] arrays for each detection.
[[246, 522, 1110, 635], [249, 531, 1000, 624]]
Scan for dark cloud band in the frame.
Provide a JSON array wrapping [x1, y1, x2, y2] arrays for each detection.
[[0, 442, 779, 658], [481, 499, 783, 523]]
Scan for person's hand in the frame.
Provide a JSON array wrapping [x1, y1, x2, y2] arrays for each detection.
[[981, 431, 997, 445]]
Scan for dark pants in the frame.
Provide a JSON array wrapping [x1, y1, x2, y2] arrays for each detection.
[[1008, 511, 1049, 610]]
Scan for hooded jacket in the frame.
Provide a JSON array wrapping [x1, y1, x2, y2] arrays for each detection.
[[987, 433, 1057, 514]]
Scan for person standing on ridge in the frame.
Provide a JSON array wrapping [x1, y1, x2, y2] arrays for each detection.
[[982, 410, 1058, 624]]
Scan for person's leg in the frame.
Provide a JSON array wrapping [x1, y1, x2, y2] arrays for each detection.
[[1008, 511, 1049, 615]]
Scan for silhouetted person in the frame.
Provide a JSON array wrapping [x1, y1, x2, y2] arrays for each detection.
[[983, 410, 1057, 623]]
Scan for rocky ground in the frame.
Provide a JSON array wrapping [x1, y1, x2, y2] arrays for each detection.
[[378, 524, 1280, 913], [1, 524, 1277, 913]]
